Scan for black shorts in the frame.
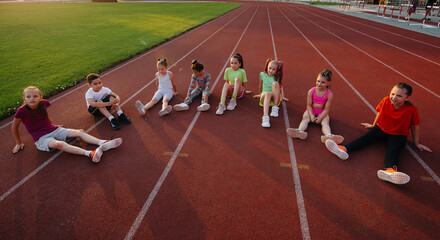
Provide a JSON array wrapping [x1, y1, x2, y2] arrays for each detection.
[[88, 94, 115, 116]]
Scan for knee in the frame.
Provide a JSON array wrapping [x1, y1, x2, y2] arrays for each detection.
[[272, 81, 280, 89], [50, 140, 65, 149]]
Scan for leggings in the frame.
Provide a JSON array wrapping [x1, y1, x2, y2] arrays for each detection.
[[346, 125, 407, 168], [184, 86, 208, 105]]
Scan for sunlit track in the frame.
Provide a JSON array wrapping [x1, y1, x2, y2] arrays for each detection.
[[309, 6, 440, 50], [286, 6, 440, 99], [276, 6, 439, 187]]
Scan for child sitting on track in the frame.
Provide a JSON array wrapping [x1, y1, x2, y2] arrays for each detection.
[[85, 73, 131, 130], [12, 86, 122, 163], [135, 57, 177, 117], [173, 60, 211, 112], [254, 58, 283, 128], [287, 69, 343, 143], [216, 53, 248, 115], [325, 82, 432, 185]]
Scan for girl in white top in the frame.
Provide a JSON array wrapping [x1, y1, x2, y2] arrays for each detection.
[[135, 58, 177, 116]]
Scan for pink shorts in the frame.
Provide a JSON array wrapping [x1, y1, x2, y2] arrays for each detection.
[[312, 107, 324, 116], [226, 85, 245, 99]]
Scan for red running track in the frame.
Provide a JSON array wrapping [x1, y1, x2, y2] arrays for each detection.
[[0, 2, 439, 239]]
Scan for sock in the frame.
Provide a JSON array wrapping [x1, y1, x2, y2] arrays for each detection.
[[98, 140, 106, 145], [117, 110, 123, 116], [108, 116, 115, 121], [220, 97, 226, 104], [232, 93, 237, 99], [85, 151, 92, 157]]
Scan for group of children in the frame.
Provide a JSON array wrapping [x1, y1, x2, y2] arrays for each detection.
[[11, 54, 432, 185]]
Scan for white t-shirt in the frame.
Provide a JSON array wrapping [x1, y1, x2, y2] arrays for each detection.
[[157, 71, 173, 92], [85, 87, 112, 107]]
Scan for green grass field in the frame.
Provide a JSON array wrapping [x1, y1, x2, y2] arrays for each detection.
[[0, 2, 241, 120]]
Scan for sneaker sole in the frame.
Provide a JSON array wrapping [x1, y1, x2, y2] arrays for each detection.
[[92, 148, 103, 163], [197, 104, 210, 112], [321, 135, 344, 144], [325, 140, 348, 160], [100, 138, 123, 152], [174, 105, 189, 111], [286, 129, 307, 140], [377, 170, 410, 185], [159, 106, 172, 116], [135, 101, 146, 115]]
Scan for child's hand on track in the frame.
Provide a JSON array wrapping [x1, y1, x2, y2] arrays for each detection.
[[361, 123, 374, 128], [416, 143, 432, 152], [12, 143, 24, 154]]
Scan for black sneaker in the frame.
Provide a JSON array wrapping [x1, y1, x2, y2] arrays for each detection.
[[118, 113, 131, 124], [110, 118, 120, 130]]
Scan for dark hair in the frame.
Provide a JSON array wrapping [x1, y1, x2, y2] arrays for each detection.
[[157, 57, 168, 67], [86, 73, 100, 84], [191, 60, 204, 72], [318, 69, 332, 81], [231, 53, 244, 69], [395, 82, 412, 96], [264, 58, 284, 85], [23, 86, 48, 119]]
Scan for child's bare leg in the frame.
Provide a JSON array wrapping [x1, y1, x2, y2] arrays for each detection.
[[271, 82, 281, 105], [68, 129, 100, 146], [162, 98, 170, 110], [321, 115, 331, 136], [48, 140, 87, 155], [98, 107, 113, 119], [263, 93, 272, 116], [233, 78, 242, 97], [145, 97, 159, 111], [298, 111, 311, 131], [221, 83, 230, 101]]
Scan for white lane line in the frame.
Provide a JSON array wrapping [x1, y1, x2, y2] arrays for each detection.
[[312, 6, 440, 50], [267, 6, 311, 240], [288, 7, 440, 99], [279, 7, 440, 187], [0, 7, 240, 131], [0, 7, 251, 203], [125, 6, 259, 240], [293, 6, 440, 67]]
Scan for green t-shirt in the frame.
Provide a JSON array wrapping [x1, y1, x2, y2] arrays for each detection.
[[224, 67, 247, 85], [260, 72, 275, 93]]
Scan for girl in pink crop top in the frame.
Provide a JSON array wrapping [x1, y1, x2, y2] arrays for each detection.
[[286, 69, 344, 144]]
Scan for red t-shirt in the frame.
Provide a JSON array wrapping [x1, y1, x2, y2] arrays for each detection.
[[376, 97, 421, 136], [14, 100, 58, 142]]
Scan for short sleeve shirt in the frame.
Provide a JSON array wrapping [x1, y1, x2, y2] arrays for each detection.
[[85, 87, 112, 107], [14, 100, 58, 142], [224, 68, 247, 85], [376, 97, 421, 136], [260, 72, 275, 93]]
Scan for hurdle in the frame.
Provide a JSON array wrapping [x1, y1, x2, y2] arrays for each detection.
[[356, 0, 365, 12], [397, 2, 413, 22], [377, 0, 386, 17], [422, 6, 440, 28], [384, 2, 397, 19]]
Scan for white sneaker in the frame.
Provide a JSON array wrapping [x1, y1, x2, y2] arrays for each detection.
[[90, 147, 103, 163], [174, 103, 189, 111], [270, 106, 279, 117], [325, 139, 348, 160], [286, 128, 307, 140], [159, 105, 172, 116], [262, 115, 270, 128], [321, 134, 344, 144], [197, 103, 210, 112], [227, 98, 237, 110], [216, 103, 226, 115], [135, 100, 146, 115], [99, 138, 123, 151], [377, 168, 410, 185]]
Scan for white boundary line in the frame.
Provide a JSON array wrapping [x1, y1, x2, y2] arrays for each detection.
[[294, 6, 440, 67], [313, 6, 440, 50], [0, 6, 239, 131], [267, 6, 311, 240], [124, 6, 259, 240], [0, 6, 251, 203], [289, 7, 440, 99], [278, 6, 440, 187]]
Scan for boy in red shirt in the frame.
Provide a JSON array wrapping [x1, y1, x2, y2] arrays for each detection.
[[325, 82, 432, 185]]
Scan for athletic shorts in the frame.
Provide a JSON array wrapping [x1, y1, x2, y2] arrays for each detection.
[[35, 127, 70, 152], [154, 90, 173, 101], [88, 94, 115, 116], [226, 85, 245, 99]]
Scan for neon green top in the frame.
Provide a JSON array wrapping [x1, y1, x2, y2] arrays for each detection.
[[260, 72, 275, 92], [224, 67, 247, 85]]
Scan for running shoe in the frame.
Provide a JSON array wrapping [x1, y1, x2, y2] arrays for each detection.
[[321, 134, 344, 144], [270, 106, 279, 117], [262, 115, 270, 128], [90, 147, 103, 163], [286, 128, 307, 140], [159, 105, 172, 116], [135, 100, 146, 115], [197, 103, 210, 112], [216, 103, 226, 115], [227, 98, 237, 110], [377, 166, 410, 185], [174, 103, 189, 111], [100, 138, 123, 151], [325, 139, 348, 160]]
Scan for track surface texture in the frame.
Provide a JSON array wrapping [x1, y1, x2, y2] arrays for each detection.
[[1, 2, 439, 239]]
